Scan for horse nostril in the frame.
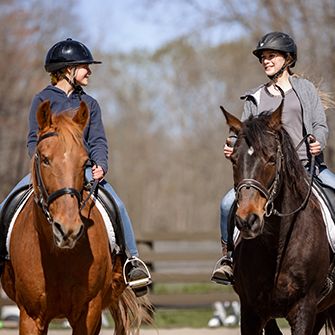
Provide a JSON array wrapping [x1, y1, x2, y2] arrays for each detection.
[[235, 216, 243, 230], [54, 221, 65, 237], [247, 213, 258, 229], [236, 213, 259, 230]]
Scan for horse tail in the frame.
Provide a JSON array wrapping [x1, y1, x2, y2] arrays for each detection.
[[109, 287, 154, 334]]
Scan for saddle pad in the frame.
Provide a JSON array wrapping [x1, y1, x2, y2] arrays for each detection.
[[6, 191, 117, 258], [90, 195, 118, 252], [6, 189, 34, 259]]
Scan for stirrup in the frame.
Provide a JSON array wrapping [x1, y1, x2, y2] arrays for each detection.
[[123, 256, 152, 289], [211, 256, 234, 285]]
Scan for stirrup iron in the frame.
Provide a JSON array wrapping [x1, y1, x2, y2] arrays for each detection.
[[123, 256, 152, 288], [211, 257, 234, 285]]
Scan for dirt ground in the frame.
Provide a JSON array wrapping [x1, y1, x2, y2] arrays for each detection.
[[0, 327, 296, 334]]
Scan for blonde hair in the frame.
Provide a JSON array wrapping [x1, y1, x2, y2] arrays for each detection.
[[49, 69, 67, 85]]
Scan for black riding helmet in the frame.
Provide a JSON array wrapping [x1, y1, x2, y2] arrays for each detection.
[[253, 32, 297, 68], [44, 38, 102, 72]]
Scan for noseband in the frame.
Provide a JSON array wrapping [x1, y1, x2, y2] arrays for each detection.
[[34, 132, 82, 224]]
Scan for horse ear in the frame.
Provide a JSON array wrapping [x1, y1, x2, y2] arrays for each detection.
[[73, 101, 89, 130], [269, 100, 283, 130], [37, 100, 52, 130], [220, 106, 242, 134]]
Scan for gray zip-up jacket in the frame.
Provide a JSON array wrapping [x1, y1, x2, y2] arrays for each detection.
[[240, 76, 329, 155], [27, 85, 109, 173]]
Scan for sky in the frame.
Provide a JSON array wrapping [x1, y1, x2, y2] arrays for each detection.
[[78, 0, 190, 52], [78, 0, 244, 53]]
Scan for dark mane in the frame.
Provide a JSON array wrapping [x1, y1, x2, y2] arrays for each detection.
[[242, 112, 307, 195]]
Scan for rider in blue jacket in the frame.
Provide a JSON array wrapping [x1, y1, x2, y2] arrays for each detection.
[[1, 38, 151, 296]]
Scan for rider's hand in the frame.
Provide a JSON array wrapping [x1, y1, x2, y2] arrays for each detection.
[[224, 136, 236, 158], [224, 144, 234, 158], [308, 135, 321, 156], [92, 165, 105, 181], [309, 140, 321, 156]]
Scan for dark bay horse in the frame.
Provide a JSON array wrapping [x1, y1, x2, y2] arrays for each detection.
[[1, 101, 150, 334], [221, 102, 335, 334]]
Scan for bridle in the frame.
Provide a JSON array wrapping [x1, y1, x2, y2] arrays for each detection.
[[235, 131, 283, 217], [34, 131, 83, 224], [235, 132, 315, 217]]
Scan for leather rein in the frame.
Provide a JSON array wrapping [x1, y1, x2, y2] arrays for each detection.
[[34, 131, 94, 224]]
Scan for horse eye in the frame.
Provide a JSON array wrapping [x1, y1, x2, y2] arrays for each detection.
[[42, 156, 50, 166], [267, 156, 276, 165]]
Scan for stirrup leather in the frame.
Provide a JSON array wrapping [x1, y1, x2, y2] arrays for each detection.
[[123, 256, 152, 288]]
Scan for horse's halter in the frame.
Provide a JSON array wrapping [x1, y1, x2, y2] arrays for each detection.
[[235, 131, 283, 217], [34, 131, 83, 224]]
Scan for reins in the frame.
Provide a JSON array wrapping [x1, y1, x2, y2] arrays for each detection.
[[270, 135, 315, 217]]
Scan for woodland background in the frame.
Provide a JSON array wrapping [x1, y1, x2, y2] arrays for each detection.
[[1, 0, 334, 240]]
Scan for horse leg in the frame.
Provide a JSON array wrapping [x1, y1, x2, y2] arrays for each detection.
[[287, 300, 317, 335], [72, 313, 102, 335], [19, 308, 48, 335], [311, 311, 327, 335], [264, 319, 283, 335], [71, 301, 102, 335], [240, 304, 264, 335], [312, 305, 335, 334]]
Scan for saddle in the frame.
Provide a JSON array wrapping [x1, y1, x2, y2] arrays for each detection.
[[87, 182, 126, 252], [0, 185, 32, 260], [0, 182, 126, 260]]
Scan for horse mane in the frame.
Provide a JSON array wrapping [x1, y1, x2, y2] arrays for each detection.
[[242, 112, 307, 196]]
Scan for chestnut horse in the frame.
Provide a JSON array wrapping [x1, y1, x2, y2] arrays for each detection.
[[1, 101, 149, 334], [222, 102, 335, 334]]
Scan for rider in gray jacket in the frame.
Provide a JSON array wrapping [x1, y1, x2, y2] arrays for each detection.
[[211, 31, 335, 286]]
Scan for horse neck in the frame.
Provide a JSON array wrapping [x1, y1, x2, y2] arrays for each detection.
[[277, 161, 310, 210]]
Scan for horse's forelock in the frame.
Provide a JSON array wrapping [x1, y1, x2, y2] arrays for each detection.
[[52, 112, 84, 147], [242, 113, 273, 154]]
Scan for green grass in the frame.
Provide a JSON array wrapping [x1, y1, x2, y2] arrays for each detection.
[[148, 308, 214, 328], [152, 282, 233, 294]]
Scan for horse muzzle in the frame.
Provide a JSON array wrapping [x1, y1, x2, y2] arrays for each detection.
[[235, 212, 264, 239], [52, 219, 84, 249]]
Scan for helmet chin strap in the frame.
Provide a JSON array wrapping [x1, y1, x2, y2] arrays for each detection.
[[267, 57, 294, 82], [63, 67, 83, 99], [268, 65, 287, 81]]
